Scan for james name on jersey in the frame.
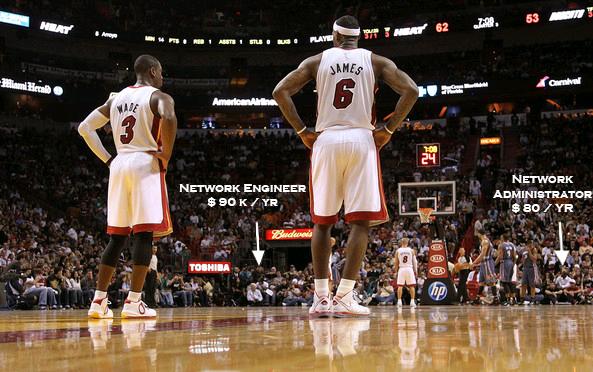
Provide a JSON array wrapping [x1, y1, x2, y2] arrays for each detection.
[[329, 62, 364, 76]]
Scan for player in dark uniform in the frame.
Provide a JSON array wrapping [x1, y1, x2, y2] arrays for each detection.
[[473, 229, 498, 304], [520, 240, 540, 305], [495, 234, 516, 305]]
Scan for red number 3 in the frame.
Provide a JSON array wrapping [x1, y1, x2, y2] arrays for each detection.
[[333, 78, 355, 109], [120, 115, 136, 144]]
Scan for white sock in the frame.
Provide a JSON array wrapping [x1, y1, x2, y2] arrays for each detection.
[[93, 290, 107, 301], [336, 279, 356, 298], [314, 279, 329, 297], [127, 291, 141, 302]]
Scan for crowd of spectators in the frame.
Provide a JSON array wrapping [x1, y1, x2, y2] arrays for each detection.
[[1, 110, 593, 309]]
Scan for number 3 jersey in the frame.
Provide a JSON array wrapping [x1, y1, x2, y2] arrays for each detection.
[[106, 85, 172, 238], [110, 85, 162, 153], [315, 47, 376, 132]]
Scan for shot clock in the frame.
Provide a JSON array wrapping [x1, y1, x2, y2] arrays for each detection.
[[416, 143, 441, 167]]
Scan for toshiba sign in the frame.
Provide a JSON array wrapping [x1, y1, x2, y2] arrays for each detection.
[[188, 261, 231, 274], [265, 228, 313, 241]]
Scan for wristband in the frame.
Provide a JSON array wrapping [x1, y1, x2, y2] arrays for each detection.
[[106, 156, 113, 167], [296, 126, 307, 135], [384, 125, 394, 135]]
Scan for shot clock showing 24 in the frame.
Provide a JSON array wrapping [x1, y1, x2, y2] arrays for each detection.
[[416, 143, 441, 167]]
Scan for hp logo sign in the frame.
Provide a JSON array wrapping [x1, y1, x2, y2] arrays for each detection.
[[428, 282, 448, 301]]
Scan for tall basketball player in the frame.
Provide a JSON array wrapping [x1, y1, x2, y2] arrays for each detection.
[[78, 55, 177, 318], [394, 238, 418, 308], [473, 229, 498, 304], [495, 234, 516, 305], [273, 16, 418, 316]]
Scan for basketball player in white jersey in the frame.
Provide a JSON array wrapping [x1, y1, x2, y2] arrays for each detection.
[[78, 55, 177, 318], [273, 16, 418, 316], [394, 238, 418, 308]]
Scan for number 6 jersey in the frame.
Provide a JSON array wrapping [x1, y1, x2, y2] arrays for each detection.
[[315, 47, 376, 132], [110, 85, 162, 153]]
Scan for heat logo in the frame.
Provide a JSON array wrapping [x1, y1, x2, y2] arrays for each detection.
[[428, 282, 448, 301], [39, 21, 74, 34]]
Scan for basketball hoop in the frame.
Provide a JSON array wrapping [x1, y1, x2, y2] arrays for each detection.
[[418, 208, 434, 224]]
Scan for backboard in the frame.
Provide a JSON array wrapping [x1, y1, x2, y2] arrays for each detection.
[[398, 181, 456, 216]]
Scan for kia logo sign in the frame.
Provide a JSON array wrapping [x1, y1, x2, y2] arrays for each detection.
[[431, 243, 444, 251], [429, 267, 446, 276], [430, 255, 445, 263]]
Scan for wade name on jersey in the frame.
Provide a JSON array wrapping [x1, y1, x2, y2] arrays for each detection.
[[116, 102, 140, 115], [329, 62, 364, 76]]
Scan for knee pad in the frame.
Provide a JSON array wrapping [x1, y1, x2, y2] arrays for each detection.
[[132, 231, 153, 266], [101, 235, 128, 267]]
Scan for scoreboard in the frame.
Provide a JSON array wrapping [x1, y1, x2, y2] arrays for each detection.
[[416, 143, 441, 167]]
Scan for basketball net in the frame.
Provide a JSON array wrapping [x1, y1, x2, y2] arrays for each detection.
[[418, 207, 434, 224]]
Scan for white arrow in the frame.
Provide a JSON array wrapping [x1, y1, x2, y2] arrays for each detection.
[[556, 221, 569, 265], [252, 221, 265, 265]]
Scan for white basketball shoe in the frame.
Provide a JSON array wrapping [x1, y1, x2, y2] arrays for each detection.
[[88, 297, 113, 319], [121, 299, 157, 318], [332, 291, 370, 317], [309, 292, 332, 318]]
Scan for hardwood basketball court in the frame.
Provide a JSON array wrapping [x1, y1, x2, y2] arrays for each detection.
[[1, 306, 591, 371]]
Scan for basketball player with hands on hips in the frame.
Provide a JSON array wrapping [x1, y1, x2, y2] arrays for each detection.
[[273, 16, 418, 317], [78, 55, 177, 318], [394, 238, 418, 308]]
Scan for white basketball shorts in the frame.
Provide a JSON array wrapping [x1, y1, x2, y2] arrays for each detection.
[[309, 127, 388, 226], [107, 152, 172, 237], [397, 267, 417, 286]]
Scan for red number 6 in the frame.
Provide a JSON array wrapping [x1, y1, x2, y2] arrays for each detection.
[[333, 78, 356, 109]]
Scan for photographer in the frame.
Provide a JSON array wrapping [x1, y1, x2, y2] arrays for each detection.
[[374, 276, 395, 305], [3, 266, 24, 308]]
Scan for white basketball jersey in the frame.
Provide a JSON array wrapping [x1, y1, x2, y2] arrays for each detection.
[[315, 47, 375, 132], [397, 247, 414, 268], [110, 85, 161, 154]]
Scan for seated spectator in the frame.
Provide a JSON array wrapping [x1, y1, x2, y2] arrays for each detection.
[[171, 274, 193, 307], [80, 270, 96, 306], [246, 283, 263, 306], [555, 270, 577, 304], [260, 281, 275, 306], [23, 276, 57, 310], [159, 272, 174, 307], [282, 286, 305, 306], [543, 280, 561, 304], [65, 270, 84, 309]]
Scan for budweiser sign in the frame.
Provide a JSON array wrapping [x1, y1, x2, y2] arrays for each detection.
[[265, 228, 313, 241], [188, 261, 231, 274]]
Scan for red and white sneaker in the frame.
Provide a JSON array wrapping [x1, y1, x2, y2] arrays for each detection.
[[88, 297, 113, 319], [332, 291, 370, 317], [121, 299, 157, 318], [309, 292, 332, 318]]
